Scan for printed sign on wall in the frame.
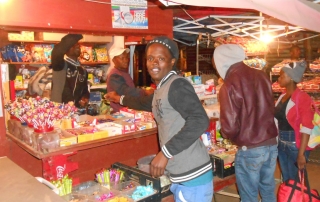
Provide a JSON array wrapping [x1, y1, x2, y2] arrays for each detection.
[[111, 0, 148, 29]]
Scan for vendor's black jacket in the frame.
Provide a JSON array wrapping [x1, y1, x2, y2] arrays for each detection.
[[60, 62, 89, 108]]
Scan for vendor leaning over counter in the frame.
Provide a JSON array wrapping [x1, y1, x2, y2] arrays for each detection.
[[51, 34, 90, 108], [105, 36, 213, 202], [107, 47, 153, 113]]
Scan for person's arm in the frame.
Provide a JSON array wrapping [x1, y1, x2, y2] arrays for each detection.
[[161, 78, 209, 158], [109, 74, 144, 96], [219, 83, 241, 140], [296, 93, 314, 169], [79, 68, 90, 107], [105, 91, 153, 112]]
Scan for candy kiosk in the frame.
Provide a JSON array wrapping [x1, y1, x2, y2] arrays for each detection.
[[0, 0, 176, 201]]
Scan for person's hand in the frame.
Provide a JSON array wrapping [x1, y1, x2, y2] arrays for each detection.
[[144, 88, 154, 96], [104, 91, 121, 103], [150, 151, 168, 178], [79, 97, 89, 107], [296, 154, 307, 170]]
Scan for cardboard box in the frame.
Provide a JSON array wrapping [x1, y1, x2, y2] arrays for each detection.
[[120, 108, 142, 121], [59, 130, 77, 147], [8, 31, 34, 41], [65, 127, 108, 143], [114, 120, 136, 134], [95, 122, 123, 136]]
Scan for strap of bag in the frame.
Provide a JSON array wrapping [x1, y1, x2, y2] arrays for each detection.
[[303, 168, 313, 202], [288, 169, 305, 200], [288, 168, 313, 202]]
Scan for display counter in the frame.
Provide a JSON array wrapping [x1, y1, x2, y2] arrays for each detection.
[[6, 128, 160, 183], [0, 156, 66, 202]]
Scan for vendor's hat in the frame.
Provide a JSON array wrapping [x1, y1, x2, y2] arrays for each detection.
[[109, 47, 130, 60], [51, 34, 83, 71], [146, 36, 179, 60], [281, 61, 307, 83]]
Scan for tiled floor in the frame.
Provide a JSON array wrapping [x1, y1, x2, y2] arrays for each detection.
[[213, 162, 320, 202]]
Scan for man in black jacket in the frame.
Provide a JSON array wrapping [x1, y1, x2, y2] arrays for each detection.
[[51, 34, 89, 108]]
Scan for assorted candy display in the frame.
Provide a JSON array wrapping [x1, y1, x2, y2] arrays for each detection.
[[131, 185, 154, 201], [4, 96, 77, 131], [95, 168, 125, 186], [94, 192, 115, 201], [51, 175, 73, 196]]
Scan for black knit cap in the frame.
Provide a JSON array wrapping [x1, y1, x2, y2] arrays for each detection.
[[146, 36, 179, 69], [51, 34, 83, 71]]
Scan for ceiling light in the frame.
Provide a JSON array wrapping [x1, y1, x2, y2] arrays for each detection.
[[260, 33, 273, 44]]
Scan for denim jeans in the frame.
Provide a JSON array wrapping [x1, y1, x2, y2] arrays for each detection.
[[278, 130, 310, 182], [170, 179, 213, 202], [235, 144, 278, 202]]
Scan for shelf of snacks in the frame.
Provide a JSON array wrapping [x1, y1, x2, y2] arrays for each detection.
[[0, 42, 109, 65]]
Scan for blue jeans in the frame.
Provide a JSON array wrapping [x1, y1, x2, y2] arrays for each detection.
[[170, 179, 213, 202], [278, 130, 310, 182], [235, 144, 278, 202]]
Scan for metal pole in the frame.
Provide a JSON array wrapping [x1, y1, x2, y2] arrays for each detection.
[[260, 12, 263, 39], [196, 37, 199, 75]]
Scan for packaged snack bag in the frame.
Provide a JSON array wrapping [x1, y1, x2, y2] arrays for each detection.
[[6, 44, 18, 62], [30, 44, 46, 62], [1, 46, 8, 61], [43, 44, 54, 63], [80, 45, 93, 62], [94, 47, 109, 62]]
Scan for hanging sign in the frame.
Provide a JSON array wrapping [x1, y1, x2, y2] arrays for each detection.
[[111, 0, 148, 29]]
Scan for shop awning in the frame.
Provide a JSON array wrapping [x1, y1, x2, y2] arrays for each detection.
[[159, 0, 320, 32], [159, 0, 320, 45]]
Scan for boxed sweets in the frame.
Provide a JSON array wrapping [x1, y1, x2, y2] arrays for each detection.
[[65, 127, 108, 143]]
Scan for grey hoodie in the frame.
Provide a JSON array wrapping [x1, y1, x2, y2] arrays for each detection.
[[213, 44, 246, 79]]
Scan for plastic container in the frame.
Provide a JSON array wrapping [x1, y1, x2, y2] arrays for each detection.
[[122, 186, 158, 202], [73, 181, 120, 201], [32, 129, 60, 153], [112, 180, 140, 192], [61, 193, 87, 202], [72, 181, 98, 193], [137, 154, 156, 173]]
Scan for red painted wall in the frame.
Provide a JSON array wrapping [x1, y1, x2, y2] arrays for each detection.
[[0, 0, 173, 37]]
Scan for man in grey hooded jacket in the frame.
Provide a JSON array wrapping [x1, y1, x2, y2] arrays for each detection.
[[213, 44, 278, 202]]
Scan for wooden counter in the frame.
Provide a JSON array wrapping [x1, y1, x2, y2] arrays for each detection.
[[0, 156, 66, 202], [6, 128, 160, 183]]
